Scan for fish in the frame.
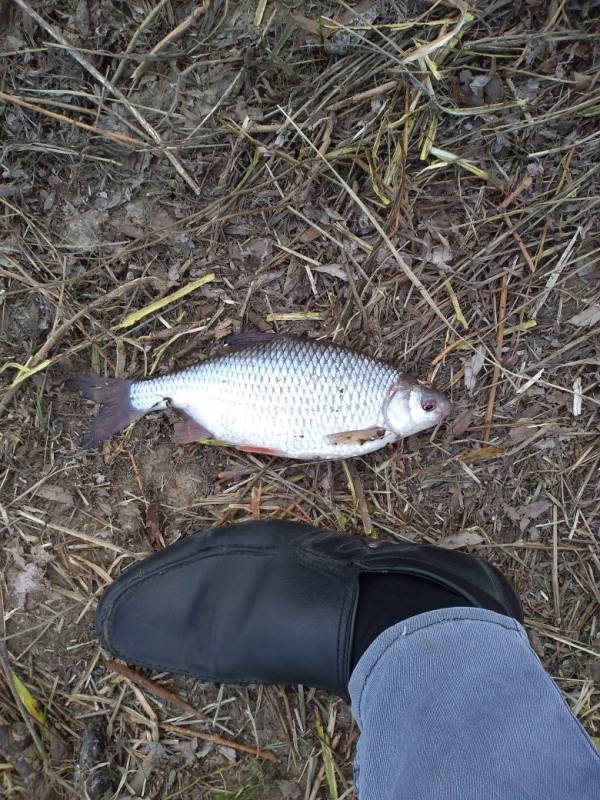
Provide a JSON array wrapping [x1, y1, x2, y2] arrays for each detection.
[[66, 332, 450, 460]]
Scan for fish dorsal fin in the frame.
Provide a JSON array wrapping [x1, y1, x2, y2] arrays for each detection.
[[326, 427, 387, 446], [224, 331, 278, 351]]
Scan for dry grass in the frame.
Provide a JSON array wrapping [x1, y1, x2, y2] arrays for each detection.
[[1, 0, 599, 797]]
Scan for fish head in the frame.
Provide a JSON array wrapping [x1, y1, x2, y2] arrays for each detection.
[[384, 379, 450, 436]]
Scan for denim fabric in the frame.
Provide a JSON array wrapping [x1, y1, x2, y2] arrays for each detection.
[[349, 607, 600, 799]]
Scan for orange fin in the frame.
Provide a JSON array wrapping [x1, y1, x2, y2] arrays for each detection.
[[173, 413, 214, 444], [327, 427, 387, 446], [238, 444, 284, 456]]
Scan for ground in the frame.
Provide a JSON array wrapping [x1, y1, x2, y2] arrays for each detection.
[[0, 0, 599, 797]]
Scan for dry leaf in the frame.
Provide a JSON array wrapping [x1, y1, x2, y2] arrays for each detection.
[[301, 225, 321, 242], [484, 75, 504, 103], [567, 305, 600, 327], [430, 243, 452, 269], [12, 671, 46, 725], [314, 264, 349, 281], [438, 531, 484, 549], [464, 345, 485, 393], [443, 408, 473, 443], [504, 499, 551, 531], [573, 71, 593, 90], [7, 545, 52, 610], [36, 483, 74, 505], [508, 424, 539, 443], [469, 75, 490, 92]]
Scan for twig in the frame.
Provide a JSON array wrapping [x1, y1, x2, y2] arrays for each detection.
[[551, 503, 561, 624], [307, 764, 325, 800], [329, 80, 398, 111], [502, 212, 536, 273], [0, 90, 146, 147], [160, 722, 280, 763], [498, 174, 533, 209], [12, 0, 201, 195], [105, 659, 204, 720], [343, 460, 372, 536], [482, 272, 508, 443], [299, 114, 335, 202], [130, 2, 211, 85]]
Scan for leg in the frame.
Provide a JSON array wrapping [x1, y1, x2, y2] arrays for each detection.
[[349, 607, 600, 800]]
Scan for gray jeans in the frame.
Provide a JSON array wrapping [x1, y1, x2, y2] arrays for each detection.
[[349, 607, 600, 799]]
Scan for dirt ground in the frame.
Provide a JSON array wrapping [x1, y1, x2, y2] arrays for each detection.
[[1, 0, 599, 797]]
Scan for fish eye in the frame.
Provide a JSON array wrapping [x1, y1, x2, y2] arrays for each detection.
[[421, 398, 437, 413]]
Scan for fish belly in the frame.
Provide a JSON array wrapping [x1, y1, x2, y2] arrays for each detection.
[[167, 340, 399, 459]]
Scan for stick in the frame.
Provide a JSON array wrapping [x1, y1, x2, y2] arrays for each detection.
[[329, 80, 398, 111], [498, 174, 533, 209], [130, 2, 210, 84], [12, 0, 201, 195], [0, 90, 146, 147], [551, 503, 561, 624], [482, 272, 508, 443], [344, 460, 372, 536], [502, 212, 536, 273], [104, 660, 203, 720], [160, 722, 280, 763]]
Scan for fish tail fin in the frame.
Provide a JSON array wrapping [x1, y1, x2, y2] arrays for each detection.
[[66, 375, 141, 448]]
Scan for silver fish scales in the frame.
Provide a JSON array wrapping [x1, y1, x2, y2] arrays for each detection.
[[68, 333, 450, 460]]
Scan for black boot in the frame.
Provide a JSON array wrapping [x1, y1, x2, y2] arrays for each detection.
[[96, 521, 522, 701]]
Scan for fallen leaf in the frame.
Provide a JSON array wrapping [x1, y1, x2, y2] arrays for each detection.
[[438, 531, 484, 549], [567, 305, 600, 327], [430, 243, 452, 268], [464, 345, 485, 393], [484, 75, 504, 103], [508, 424, 539, 443], [573, 71, 593, 91], [7, 546, 51, 609], [504, 499, 551, 531], [469, 75, 490, 92], [524, 500, 551, 518], [443, 408, 473, 443], [301, 225, 321, 242], [12, 671, 45, 725], [276, 780, 301, 799], [145, 502, 163, 549], [36, 484, 74, 505], [314, 264, 349, 281]]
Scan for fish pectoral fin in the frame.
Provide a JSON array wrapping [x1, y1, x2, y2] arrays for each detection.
[[326, 427, 388, 446], [173, 412, 214, 444], [224, 331, 277, 351]]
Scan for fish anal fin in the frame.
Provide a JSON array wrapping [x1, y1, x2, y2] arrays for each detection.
[[238, 443, 284, 456], [327, 427, 387, 446], [224, 331, 277, 351], [173, 412, 214, 444]]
